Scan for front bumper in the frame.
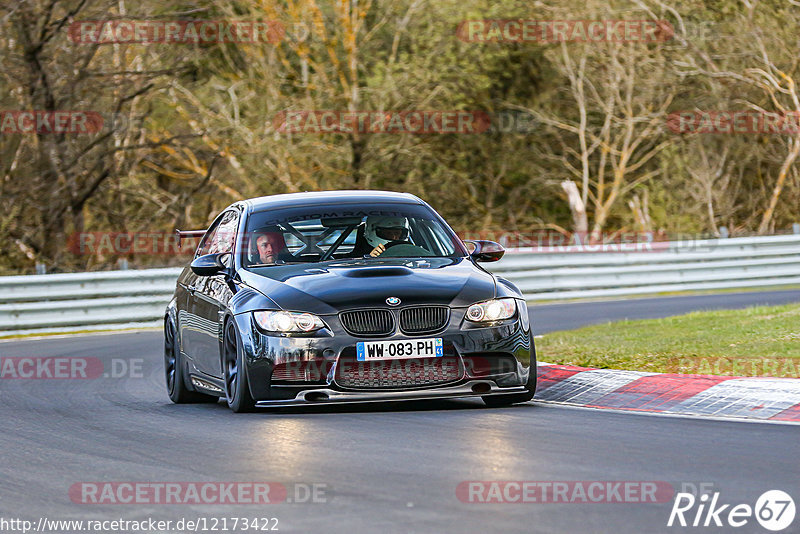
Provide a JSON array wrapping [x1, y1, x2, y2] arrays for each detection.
[[232, 303, 534, 403]]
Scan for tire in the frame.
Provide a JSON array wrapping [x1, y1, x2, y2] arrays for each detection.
[[222, 320, 257, 413], [164, 318, 218, 404], [482, 342, 538, 408]]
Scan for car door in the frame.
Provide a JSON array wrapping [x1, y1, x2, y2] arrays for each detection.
[[175, 266, 198, 359], [180, 213, 227, 372], [191, 209, 240, 377]]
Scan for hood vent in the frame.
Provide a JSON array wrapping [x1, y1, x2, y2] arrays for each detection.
[[341, 267, 412, 278]]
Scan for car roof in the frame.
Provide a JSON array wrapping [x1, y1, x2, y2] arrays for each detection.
[[241, 190, 424, 211]]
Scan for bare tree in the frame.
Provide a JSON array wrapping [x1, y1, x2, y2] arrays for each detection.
[[0, 0, 183, 270], [637, 0, 800, 234], [516, 35, 676, 239]]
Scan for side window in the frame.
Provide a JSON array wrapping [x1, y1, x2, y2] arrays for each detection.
[[196, 210, 239, 258], [420, 219, 457, 255]]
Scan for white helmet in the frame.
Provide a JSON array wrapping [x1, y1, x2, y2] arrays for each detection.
[[364, 215, 410, 248]]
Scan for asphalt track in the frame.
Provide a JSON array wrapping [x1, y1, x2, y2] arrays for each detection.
[[1, 290, 799, 533], [530, 288, 800, 334]]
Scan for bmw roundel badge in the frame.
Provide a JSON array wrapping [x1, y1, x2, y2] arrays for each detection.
[[386, 296, 401, 306]]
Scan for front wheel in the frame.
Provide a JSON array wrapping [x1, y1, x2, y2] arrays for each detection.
[[482, 349, 537, 408], [164, 318, 217, 404], [223, 320, 256, 413]]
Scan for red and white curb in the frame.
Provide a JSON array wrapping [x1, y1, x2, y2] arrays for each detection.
[[535, 363, 800, 423]]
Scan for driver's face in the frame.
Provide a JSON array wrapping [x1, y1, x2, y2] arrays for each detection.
[[256, 235, 278, 263], [380, 227, 404, 241]]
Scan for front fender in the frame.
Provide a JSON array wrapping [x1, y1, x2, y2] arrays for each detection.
[[165, 298, 178, 336], [228, 312, 271, 400], [229, 283, 280, 314], [495, 276, 524, 299]]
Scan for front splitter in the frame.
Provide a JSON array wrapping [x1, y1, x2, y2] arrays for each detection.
[[254, 380, 527, 407]]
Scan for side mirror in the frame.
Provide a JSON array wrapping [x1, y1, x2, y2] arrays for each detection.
[[465, 240, 505, 263], [191, 252, 231, 276]]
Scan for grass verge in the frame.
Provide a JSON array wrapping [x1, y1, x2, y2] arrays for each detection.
[[537, 303, 800, 377]]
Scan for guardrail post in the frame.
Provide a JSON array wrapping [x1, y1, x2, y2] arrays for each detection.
[[35, 262, 46, 275], [793, 223, 800, 235], [719, 226, 729, 238]]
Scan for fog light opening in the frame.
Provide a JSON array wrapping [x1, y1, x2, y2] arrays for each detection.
[[304, 391, 330, 402], [471, 382, 492, 394]]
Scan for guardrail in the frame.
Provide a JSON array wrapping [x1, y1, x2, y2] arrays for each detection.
[[0, 268, 181, 336], [1, 234, 799, 336], [500, 233, 800, 300]]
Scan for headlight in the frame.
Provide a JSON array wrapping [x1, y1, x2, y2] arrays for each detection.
[[466, 298, 517, 322], [254, 311, 325, 333]]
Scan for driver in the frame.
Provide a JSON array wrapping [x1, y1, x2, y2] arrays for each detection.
[[252, 230, 288, 264], [364, 215, 410, 257]]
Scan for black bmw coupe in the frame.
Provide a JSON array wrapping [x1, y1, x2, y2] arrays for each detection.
[[164, 190, 536, 412]]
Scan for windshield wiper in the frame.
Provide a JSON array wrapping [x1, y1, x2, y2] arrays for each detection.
[[247, 261, 306, 267]]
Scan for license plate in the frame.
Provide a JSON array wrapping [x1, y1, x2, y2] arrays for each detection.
[[356, 338, 443, 361]]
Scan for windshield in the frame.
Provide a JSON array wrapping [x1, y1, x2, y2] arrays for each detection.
[[242, 202, 466, 267]]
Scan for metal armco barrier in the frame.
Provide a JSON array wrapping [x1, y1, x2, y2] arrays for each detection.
[[1, 234, 799, 336], [499, 233, 800, 300], [0, 268, 181, 336]]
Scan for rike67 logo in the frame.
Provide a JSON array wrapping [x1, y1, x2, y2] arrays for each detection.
[[668, 490, 795, 531]]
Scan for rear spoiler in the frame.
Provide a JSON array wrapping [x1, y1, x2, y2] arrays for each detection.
[[175, 229, 206, 249]]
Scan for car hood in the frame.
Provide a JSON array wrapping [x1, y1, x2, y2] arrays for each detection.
[[237, 257, 496, 314]]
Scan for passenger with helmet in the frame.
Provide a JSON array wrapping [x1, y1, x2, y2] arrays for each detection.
[[362, 215, 411, 257]]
